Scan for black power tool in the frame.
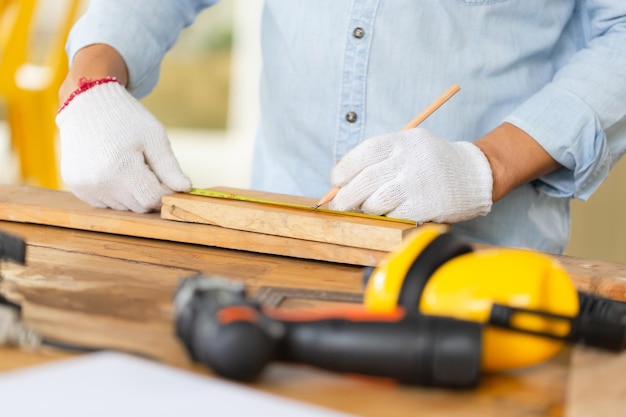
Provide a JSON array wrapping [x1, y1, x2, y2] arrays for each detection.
[[174, 274, 483, 388]]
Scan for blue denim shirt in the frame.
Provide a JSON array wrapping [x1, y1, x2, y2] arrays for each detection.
[[66, 0, 626, 253]]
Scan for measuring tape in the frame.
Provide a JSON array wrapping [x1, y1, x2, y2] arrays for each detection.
[[188, 188, 416, 225]]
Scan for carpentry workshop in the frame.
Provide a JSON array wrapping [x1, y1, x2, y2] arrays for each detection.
[[1, 1, 626, 416]]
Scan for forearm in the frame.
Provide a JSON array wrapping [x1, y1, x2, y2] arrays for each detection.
[[474, 123, 561, 202], [59, 44, 129, 104]]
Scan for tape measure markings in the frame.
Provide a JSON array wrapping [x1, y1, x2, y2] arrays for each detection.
[[188, 188, 416, 225]]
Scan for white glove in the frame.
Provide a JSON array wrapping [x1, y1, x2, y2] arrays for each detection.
[[328, 128, 493, 224], [56, 81, 191, 213]]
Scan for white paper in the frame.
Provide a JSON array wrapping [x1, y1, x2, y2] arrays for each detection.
[[0, 352, 357, 417]]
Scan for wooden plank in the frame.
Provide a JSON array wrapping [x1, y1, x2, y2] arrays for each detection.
[[0, 221, 570, 417], [3, 185, 626, 300], [0, 185, 388, 266], [254, 286, 363, 308], [0, 221, 365, 363], [161, 187, 417, 252], [551, 253, 626, 302], [565, 346, 626, 417], [4, 190, 626, 415]]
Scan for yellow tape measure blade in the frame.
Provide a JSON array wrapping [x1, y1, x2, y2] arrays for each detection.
[[188, 188, 416, 225]]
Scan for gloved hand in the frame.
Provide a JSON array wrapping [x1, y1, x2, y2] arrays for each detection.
[[328, 128, 493, 224], [56, 81, 191, 213]]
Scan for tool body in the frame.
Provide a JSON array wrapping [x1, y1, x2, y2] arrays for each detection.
[[277, 312, 480, 387], [174, 275, 482, 388]]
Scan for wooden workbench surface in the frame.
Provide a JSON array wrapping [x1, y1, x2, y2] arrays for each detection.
[[0, 186, 625, 416]]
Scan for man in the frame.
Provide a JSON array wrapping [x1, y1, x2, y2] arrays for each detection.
[[57, 1, 626, 253]]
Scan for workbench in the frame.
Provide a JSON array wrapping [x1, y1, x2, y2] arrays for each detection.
[[0, 185, 625, 417]]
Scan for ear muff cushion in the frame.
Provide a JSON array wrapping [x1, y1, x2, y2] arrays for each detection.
[[397, 233, 473, 310]]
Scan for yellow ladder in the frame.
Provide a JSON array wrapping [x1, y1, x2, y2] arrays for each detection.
[[0, 0, 82, 188]]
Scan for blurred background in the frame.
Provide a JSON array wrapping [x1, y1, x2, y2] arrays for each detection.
[[1, 0, 625, 263]]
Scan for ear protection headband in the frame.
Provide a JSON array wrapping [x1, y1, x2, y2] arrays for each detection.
[[396, 230, 473, 311]]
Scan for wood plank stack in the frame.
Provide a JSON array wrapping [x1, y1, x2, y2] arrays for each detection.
[[0, 185, 418, 266]]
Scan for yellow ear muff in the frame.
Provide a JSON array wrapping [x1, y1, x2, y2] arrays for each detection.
[[363, 224, 580, 372], [419, 248, 579, 372]]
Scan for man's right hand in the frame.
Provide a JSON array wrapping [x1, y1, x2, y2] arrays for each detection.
[[55, 80, 191, 213]]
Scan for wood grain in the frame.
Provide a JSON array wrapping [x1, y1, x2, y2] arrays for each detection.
[[0, 185, 389, 266], [565, 347, 626, 417], [0, 221, 569, 417], [2, 185, 626, 300], [161, 187, 417, 251], [2, 187, 626, 415]]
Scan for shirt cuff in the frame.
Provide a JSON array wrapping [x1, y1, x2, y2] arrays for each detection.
[[504, 83, 611, 201]]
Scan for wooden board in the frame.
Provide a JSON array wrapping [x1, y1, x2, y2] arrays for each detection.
[[161, 187, 417, 252], [0, 221, 571, 417], [3, 193, 626, 415], [4, 185, 626, 298], [565, 346, 626, 417], [0, 185, 388, 266]]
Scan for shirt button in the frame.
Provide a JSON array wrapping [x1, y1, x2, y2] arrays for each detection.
[[345, 111, 358, 123], [353, 27, 365, 39]]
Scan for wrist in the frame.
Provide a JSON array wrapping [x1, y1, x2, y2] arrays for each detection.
[[474, 123, 561, 202], [58, 77, 121, 113], [58, 44, 129, 104]]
